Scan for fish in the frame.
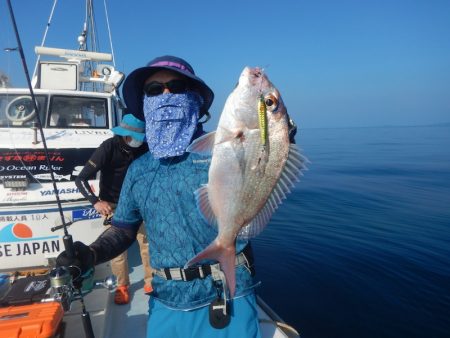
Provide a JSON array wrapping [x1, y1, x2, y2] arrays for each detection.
[[186, 67, 308, 297]]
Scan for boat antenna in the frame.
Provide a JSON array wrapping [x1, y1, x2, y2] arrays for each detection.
[[103, 0, 116, 67], [6, 0, 74, 259], [32, 0, 59, 81], [80, 0, 100, 92], [87, 0, 99, 53]]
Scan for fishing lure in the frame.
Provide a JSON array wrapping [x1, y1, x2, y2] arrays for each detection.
[[258, 95, 268, 147]]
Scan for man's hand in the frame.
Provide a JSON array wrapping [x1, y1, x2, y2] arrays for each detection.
[[94, 200, 113, 216], [56, 241, 95, 287]]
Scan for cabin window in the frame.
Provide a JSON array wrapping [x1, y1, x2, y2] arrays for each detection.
[[112, 98, 123, 128], [49, 96, 108, 128], [0, 94, 47, 127]]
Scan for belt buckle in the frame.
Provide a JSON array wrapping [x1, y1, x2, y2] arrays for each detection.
[[183, 265, 201, 281], [210, 264, 223, 281]]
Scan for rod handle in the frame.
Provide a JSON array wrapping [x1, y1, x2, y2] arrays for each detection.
[[63, 234, 74, 259]]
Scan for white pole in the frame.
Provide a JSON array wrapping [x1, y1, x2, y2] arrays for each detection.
[[32, 0, 58, 81]]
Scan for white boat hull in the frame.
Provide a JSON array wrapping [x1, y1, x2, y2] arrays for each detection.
[[0, 198, 106, 272]]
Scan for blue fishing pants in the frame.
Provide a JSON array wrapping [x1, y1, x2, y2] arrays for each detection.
[[146, 293, 261, 338]]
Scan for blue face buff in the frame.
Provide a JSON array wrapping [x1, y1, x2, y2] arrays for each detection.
[[143, 92, 203, 159]]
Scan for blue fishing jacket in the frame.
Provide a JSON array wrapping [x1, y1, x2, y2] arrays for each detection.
[[112, 151, 258, 310]]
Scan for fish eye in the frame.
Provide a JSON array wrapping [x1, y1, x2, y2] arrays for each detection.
[[264, 94, 279, 112]]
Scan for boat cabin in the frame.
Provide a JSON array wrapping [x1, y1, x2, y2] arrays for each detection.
[[0, 47, 124, 272]]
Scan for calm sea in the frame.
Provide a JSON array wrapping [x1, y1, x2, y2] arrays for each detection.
[[252, 125, 450, 338]]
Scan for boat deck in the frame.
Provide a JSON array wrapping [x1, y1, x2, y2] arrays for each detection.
[[60, 242, 299, 338]]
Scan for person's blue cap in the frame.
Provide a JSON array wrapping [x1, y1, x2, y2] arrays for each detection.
[[122, 55, 214, 120], [111, 114, 145, 141]]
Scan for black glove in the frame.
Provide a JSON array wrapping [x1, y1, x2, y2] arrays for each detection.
[[56, 241, 95, 287]]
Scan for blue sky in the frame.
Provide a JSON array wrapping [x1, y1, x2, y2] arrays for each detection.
[[1, 0, 449, 129]]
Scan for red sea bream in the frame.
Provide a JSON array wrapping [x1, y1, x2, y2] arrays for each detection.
[[186, 67, 307, 297]]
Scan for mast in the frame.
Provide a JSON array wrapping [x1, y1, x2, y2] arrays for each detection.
[[30, 0, 119, 92], [32, 0, 58, 81]]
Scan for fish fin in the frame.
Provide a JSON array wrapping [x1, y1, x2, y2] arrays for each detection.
[[238, 144, 308, 240], [287, 143, 310, 171], [238, 201, 274, 240], [186, 131, 216, 155], [185, 241, 237, 298], [194, 185, 218, 227]]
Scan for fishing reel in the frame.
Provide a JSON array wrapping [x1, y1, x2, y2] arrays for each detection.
[[0, 266, 116, 338], [46, 265, 116, 311], [45, 265, 92, 311], [47, 266, 74, 311]]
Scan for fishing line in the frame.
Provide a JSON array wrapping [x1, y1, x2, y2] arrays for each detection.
[[255, 66, 267, 94]]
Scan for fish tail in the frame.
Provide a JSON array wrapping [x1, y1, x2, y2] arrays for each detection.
[[186, 241, 237, 298]]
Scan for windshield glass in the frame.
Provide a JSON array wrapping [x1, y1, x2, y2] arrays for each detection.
[[49, 96, 108, 128], [0, 94, 47, 127]]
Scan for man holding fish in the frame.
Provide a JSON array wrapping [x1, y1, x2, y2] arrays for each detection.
[[57, 55, 306, 337]]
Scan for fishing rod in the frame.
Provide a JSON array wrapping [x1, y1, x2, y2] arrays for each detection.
[[6, 0, 74, 258], [6, 1, 95, 337]]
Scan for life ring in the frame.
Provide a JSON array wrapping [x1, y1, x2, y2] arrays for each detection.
[[6, 96, 37, 122]]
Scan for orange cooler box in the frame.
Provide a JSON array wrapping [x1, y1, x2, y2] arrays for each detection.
[[0, 302, 63, 338]]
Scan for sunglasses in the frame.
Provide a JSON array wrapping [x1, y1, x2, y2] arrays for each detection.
[[143, 79, 189, 96]]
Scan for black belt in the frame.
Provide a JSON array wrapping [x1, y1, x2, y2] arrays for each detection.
[[152, 244, 255, 282]]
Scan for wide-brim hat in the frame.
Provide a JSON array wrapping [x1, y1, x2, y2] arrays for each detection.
[[111, 114, 145, 142], [122, 55, 214, 121]]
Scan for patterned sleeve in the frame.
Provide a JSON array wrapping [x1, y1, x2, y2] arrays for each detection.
[[111, 163, 142, 230]]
